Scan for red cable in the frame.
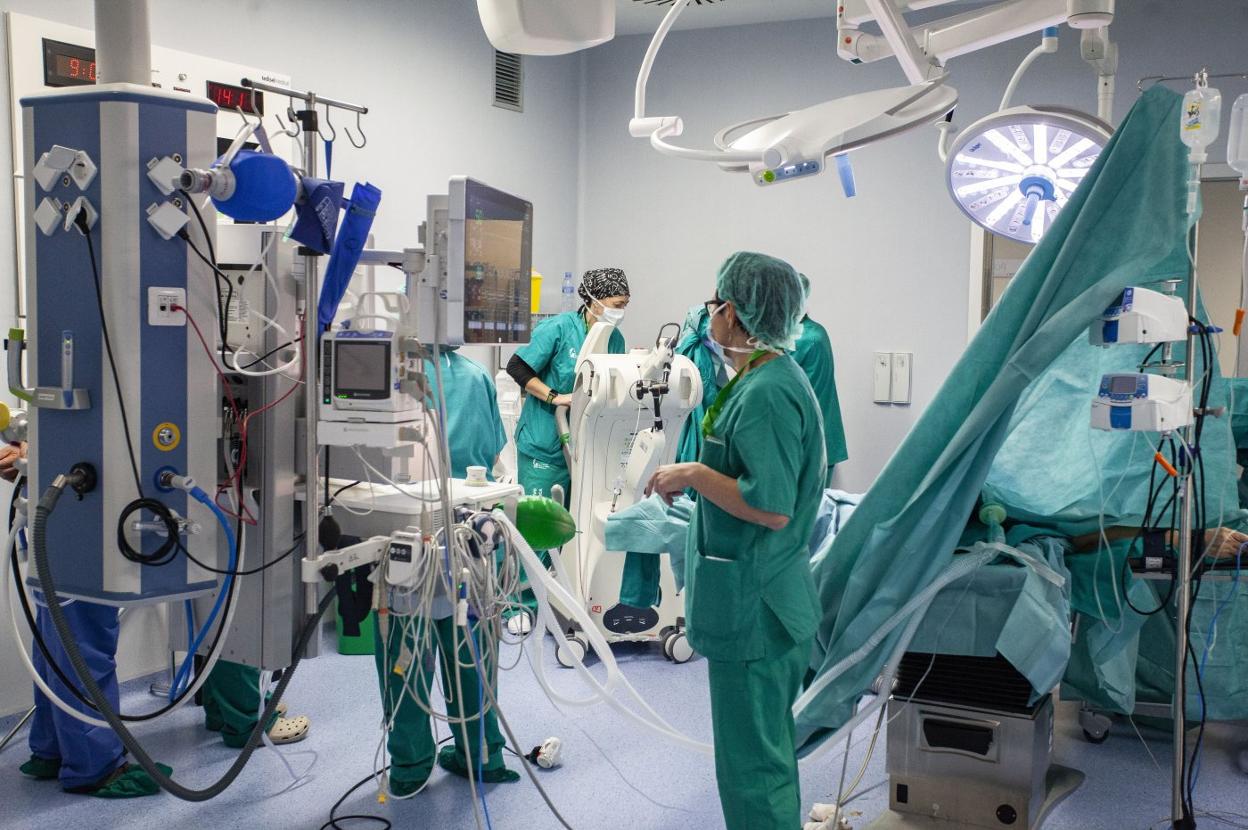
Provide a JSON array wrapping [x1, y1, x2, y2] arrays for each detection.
[[177, 303, 304, 519]]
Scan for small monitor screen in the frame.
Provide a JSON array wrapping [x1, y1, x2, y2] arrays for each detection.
[[335, 342, 390, 398], [1110, 375, 1137, 395], [462, 180, 533, 345]]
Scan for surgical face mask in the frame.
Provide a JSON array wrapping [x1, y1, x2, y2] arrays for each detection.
[[589, 295, 626, 327], [708, 302, 761, 355]]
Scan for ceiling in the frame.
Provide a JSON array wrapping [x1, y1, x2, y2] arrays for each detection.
[[613, 0, 839, 36]]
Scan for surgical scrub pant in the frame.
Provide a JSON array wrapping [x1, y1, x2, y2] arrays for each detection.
[[706, 637, 810, 830], [29, 600, 126, 790], [374, 614, 507, 788], [201, 661, 277, 748]]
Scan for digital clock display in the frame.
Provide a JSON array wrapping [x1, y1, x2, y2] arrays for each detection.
[[43, 38, 97, 87], [206, 81, 263, 116]]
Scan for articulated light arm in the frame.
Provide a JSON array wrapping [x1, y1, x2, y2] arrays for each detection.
[[839, 0, 1068, 68], [628, 0, 782, 166]]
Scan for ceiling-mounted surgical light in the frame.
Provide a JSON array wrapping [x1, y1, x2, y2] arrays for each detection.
[[946, 105, 1110, 244], [629, 0, 958, 194]]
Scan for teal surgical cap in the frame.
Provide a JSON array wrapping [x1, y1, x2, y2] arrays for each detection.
[[799, 272, 811, 299], [715, 251, 804, 351]]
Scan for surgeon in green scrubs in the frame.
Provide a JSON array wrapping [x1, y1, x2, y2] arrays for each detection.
[[794, 274, 847, 486], [200, 662, 307, 748], [647, 252, 825, 830], [373, 346, 518, 796], [504, 269, 628, 626], [506, 268, 629, 502]]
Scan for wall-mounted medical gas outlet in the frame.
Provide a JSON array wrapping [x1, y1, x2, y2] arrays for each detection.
[[891, 352, 913, 405], [874, 352, 913, 405], [874, 352, 892, 403], [147, 287, 186, 326]]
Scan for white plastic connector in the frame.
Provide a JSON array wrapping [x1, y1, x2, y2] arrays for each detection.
[[63, 197, 97, 234], [146, 201, 189, 240], [32, 145, 78, 191], [146, 156, 185, 197], [34, 198, 63, 236], [147, 287, 186, 327]]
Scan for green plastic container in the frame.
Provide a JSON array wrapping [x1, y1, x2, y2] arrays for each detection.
[[335, 607, 376, 656]]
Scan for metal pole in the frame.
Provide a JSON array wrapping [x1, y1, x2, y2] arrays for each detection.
[[240, 78, 369, 115], [299, 95, 321, 626], [0, 707, 35, 755], [1172, 218, 1201, 828]]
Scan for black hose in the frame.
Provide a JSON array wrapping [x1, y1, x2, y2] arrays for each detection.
[[32, 483, 332, 801]]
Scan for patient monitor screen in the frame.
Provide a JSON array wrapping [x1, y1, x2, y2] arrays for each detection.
[[461, 180, 533, 345], [335, 342, 391, 399]]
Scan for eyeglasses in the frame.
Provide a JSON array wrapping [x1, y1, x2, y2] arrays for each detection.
[[704, 298, 724, 315]]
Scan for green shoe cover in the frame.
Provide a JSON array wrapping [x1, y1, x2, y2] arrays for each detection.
[[437, 745, 519, 783], [19, 756, 61, 780], [389, 774, 429, 797], [74, 762, 172, 798]]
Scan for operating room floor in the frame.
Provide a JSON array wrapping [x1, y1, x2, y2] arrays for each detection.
[[0, 627, 1245, 830]]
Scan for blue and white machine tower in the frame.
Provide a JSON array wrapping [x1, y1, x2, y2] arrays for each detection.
[[15, 1, 221, 604]]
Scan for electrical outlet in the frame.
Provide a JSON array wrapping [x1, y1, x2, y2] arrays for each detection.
[[148, 287, 186, 326]]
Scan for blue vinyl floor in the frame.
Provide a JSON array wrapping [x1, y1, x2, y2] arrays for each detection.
[[0, 627, 1245, 830]]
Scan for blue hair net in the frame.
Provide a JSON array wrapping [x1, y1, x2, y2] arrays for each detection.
[[715, 251, 804, 351]]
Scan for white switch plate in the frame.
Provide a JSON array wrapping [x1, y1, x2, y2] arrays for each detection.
[[148, 287, 186, 326], [873, 352, 892, 403], [891, 352, 912, 405]]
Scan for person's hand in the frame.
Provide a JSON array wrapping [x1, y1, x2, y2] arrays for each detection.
[[0, 442, 26, 483], [552, 394, 573, 408], [1205, 527, 1248, 559], [645, 463, 702, 505]]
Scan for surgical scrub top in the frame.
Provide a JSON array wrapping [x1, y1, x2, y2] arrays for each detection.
[[425, 351, 507, 479], [685, 355, 825, 663], [513, 311, 625, 464], [792, 316, 848, 468]]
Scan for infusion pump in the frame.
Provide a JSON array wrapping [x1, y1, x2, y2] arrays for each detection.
[[319, 329, 422, 423]]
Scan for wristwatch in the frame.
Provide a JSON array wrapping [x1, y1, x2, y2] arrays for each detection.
[[545, 390, 557, 405]]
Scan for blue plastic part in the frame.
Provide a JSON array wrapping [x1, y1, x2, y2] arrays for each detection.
[[835, 154, 856, 198], [1043, 26, 1059, 37], [317, 182, 382, 332], [1101, 320, 1119, 343], [1019, 175, 1057, 226], [1110, 405, 1132, 430], [211, 150, 298, 222], [152, 465, 178, 493], [169, 485, 237, 700]]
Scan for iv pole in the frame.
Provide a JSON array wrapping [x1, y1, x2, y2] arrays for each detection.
[[240, 78, 369, 640]]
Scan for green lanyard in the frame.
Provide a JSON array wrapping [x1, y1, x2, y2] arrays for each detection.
[[701, 349, 769, 438]]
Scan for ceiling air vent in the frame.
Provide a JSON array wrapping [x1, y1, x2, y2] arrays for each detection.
[[493, 50, 522, 112]]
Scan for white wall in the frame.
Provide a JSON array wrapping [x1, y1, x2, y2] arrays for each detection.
[[0, 0, 581, 716], [578, 0, 1248, 490]]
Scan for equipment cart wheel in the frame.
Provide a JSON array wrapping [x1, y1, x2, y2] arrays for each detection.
[[666, 632, 695, 664], [1079, 706, 1111, 744], [556, 634, 587, 669]]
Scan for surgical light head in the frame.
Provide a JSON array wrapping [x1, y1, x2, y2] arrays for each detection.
[[947, 106, 1110, 244]]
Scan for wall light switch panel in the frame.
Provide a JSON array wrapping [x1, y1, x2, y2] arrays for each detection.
[[891, 352, 912, 405], [873, 352, 892, 403]]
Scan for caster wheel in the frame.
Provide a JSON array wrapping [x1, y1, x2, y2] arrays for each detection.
[[556, 635, 587, 669], [661, 631, 677, 661], [1079, 709, 1111, 744], [1082, 728, 1109, 745], [668, 632, 695, 664]]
